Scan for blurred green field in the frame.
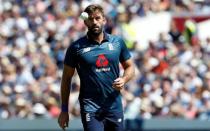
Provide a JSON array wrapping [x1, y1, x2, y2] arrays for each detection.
[[1, 118, 210, 131]]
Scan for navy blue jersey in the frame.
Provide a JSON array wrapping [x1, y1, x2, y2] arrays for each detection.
[[64, 32, 131, 113]]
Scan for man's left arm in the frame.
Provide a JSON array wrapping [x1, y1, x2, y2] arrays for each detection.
[[112, 58, 135, 90]]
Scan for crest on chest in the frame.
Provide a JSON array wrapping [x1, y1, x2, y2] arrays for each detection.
[[108, 43, 114, 50]]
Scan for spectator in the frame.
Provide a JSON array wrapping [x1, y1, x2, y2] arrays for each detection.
[[0, 0, 210, 121]]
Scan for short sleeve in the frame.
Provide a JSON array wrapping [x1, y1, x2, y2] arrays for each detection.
[[64, 43, 77, 68], [119, 38, 131, 63]]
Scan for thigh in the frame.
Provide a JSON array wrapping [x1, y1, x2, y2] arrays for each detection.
[[104, 111, 124, 131], [81, 112, 104, 131]]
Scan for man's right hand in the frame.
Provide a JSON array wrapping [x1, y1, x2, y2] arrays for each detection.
[[58, 112, 69, 130]]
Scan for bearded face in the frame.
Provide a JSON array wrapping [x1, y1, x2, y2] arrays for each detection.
[[84, 10, 106, 36]]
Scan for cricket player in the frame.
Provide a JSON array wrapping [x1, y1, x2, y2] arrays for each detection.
[[58, 4, 135, 131]]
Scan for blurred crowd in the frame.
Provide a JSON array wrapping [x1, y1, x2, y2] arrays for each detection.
[[0, 0, 210, 121]]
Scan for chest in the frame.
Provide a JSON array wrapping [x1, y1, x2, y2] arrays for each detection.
[[77, 42, 121, 66]]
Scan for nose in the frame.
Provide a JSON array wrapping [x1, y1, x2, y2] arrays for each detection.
[[92, 18, 97, 24]]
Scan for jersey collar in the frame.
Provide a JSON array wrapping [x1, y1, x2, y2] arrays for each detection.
[[103, 32, 109, 42], [86, 31, 110, 44]]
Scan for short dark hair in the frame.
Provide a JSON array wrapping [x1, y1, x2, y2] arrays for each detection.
[[84, 4, 105, 17]]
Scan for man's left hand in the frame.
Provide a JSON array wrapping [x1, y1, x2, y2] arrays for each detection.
[[112, 77, 125, 91]]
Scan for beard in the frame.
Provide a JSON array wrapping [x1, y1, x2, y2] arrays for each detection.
[[88, 25, 103, 36]]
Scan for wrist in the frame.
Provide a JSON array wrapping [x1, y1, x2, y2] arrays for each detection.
[[61, 104, 68, 112], [122, 76, 128, 83]]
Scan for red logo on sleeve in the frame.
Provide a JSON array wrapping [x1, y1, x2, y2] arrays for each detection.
[[96, 54, 109, 67]]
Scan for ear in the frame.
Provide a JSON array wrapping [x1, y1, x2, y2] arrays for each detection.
[[103, 17, 107, 25]]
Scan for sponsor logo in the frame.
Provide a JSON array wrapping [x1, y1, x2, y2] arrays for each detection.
[[96, 67, 110, 72], [96, 54, 109, 67], [95, 54, 110, 72]]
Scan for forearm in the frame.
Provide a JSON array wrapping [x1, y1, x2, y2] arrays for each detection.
[[60, 65, 75, 112], [60, 75, 71, 106], [121, 59, 135, 83], [122, 65, 135, 83], [113, 60, 134, 91]]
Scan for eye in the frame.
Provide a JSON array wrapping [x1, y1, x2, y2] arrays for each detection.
[[95, 16, 101, 20]]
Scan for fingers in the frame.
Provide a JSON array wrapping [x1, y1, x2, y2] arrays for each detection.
[[114, 78, 121, 82], [113, 77, 125, 90], [59, 121, 68, 130], [113, 85, 123, 90], [113, 83, 124, 88], [62, 124, 67, 131], [113, 78, 124, 86], [58, 117, 68, 130], [58, 118, 64, 129], [66, 121, 69, 127], [113, 78, 121, 85], [58, 112, 69, 130]]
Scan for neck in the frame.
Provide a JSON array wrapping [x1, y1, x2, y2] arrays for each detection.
[[88, 31, 104, 43]]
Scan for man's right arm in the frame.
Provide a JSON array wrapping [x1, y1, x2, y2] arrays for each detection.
[[60, 64, 75, 109], [58, 64, 75, 129]]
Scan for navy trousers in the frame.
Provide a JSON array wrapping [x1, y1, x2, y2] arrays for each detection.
[[81, 111, 124, 131]]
